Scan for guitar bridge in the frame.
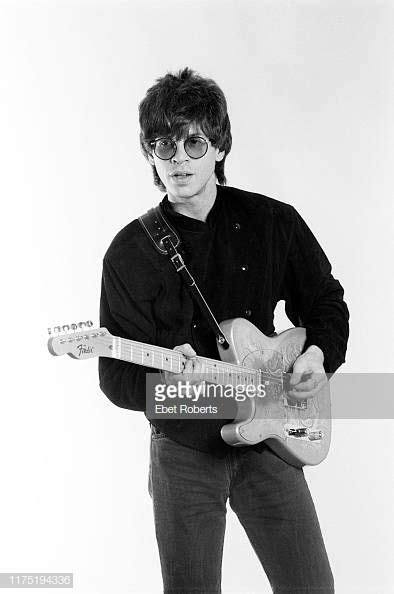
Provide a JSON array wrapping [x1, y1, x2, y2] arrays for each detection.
[[307, 431, 322, 441], [286, 428, 323, 441]]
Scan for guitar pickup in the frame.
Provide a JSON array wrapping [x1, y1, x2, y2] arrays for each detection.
[[287, 428, 308, 437], [285, 397, 307, 409]]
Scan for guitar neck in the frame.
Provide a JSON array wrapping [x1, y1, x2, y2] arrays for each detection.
[[110, 335, 268, 389]]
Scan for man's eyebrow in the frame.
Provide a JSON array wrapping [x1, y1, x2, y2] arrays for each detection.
[[187, 130, 207, 138]]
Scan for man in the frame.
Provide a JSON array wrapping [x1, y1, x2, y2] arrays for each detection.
[[99, 67, 349, 593]]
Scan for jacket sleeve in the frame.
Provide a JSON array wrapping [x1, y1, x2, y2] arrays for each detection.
[[98, 252, 158, 411], [282, 207, 349, 374]]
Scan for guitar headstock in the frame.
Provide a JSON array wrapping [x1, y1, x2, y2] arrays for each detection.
[[47, 321, 114, 359]]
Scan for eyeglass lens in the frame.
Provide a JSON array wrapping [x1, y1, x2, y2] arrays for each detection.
[[154, 137, 208, 160]]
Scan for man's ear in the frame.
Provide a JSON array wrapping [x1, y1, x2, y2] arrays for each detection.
[[216, 149, 225, 162], [148, 153, 155, 166]]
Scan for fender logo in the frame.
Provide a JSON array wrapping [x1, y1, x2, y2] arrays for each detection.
[[77, 344, 94, 356]]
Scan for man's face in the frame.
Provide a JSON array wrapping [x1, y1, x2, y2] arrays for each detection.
[[148, 125, 224, 202]]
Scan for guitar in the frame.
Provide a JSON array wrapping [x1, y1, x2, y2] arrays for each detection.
[[48, 317, 331, 468]]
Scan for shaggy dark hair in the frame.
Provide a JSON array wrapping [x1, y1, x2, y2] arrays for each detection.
[[139, 67, 232, 191]]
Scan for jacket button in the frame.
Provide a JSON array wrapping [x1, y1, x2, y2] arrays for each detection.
[[234, 222, 241, 230], [245, 309, 252, 317], [241, 264, 249, 271], [192, 322, 198, 329]]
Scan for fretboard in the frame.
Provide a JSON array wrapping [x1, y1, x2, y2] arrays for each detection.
[[108, 335, 282, 388]]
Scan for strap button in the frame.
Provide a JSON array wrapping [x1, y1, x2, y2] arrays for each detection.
[[241, 264, 249, 271], [245, 309, 252, 317], [234, 222, 241, 230]]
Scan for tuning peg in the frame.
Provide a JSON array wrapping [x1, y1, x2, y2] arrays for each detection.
[[47, 320, 95, 336]]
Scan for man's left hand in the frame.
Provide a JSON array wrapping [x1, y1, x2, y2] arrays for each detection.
[[288, 345, 327, 399]]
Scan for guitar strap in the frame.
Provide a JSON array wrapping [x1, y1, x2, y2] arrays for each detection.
[[138, 205, 229, 349]]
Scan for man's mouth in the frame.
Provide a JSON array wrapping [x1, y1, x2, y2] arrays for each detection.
[[170, 172, 194, 177]]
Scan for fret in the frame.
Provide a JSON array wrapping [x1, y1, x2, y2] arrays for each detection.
[[162, 351, 174, 372], [113, 336, 121, 360], [172, 354, 177, 373], [143, 347, 151, 366]]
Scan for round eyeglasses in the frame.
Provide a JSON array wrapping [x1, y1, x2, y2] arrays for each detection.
[[150, 136, 209, 160]]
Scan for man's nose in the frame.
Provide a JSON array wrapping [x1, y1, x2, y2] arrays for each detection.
[[171, 141, 189, 163]]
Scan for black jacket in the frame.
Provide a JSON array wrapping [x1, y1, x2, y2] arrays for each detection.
[[99, 185, 349, 456]]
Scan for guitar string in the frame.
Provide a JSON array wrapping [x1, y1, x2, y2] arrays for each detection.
[[58, 333, 285, 386], [54, 335, 321, 427], [95, 335, 263, 385]]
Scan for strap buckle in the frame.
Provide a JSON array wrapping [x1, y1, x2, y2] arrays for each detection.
[[170, 252, 186, 272]]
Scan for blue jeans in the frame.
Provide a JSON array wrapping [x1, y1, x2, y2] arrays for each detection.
[[148, 426, 334, 594]]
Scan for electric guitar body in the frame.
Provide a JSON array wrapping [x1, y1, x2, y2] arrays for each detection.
[[218, 318, 331, 467]]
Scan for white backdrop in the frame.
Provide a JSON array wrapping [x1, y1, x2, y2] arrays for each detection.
[[1, 1, 393, 593]]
